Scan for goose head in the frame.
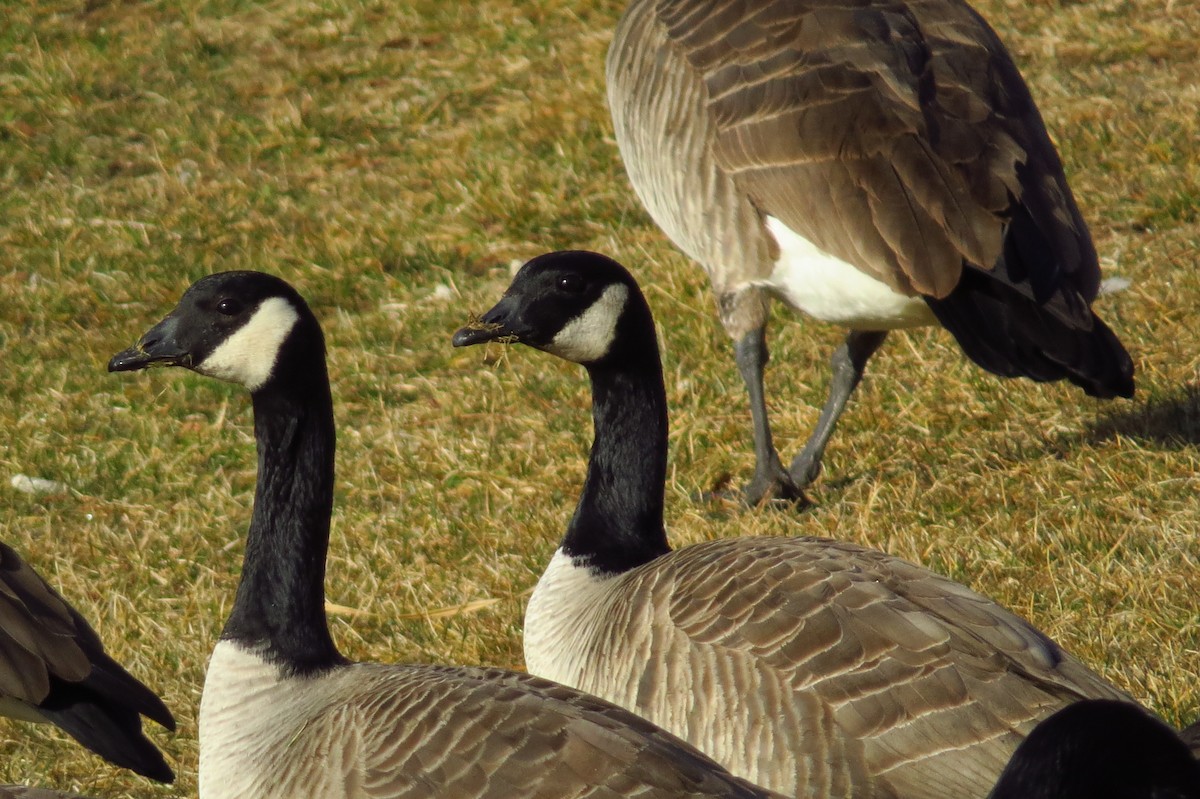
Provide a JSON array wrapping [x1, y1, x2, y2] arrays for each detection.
[[452, 250, 655, 368], [108, 271, 321, 392]]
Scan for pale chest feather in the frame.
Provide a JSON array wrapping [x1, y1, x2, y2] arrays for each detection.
[[199, 641, 362, 799], [522, 549, 821, 797]]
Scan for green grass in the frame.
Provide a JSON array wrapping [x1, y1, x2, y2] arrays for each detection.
[[2, 0, 1199, 795]]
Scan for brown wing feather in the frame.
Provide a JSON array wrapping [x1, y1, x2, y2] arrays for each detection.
[[563, 537, 1128, 799], [274, 664, 782, 799], [648, 0, 1093, 300], [0, 543, 94, 706]]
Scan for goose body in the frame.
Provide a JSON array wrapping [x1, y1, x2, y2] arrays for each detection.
[[454, 251, 1155, 799], [110, 270, 784, 799], [0, 542, 174, 783], [606, 0, 1135, 503]]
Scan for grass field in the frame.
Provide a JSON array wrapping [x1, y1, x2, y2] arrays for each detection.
[[1, 0, 1198, 795]]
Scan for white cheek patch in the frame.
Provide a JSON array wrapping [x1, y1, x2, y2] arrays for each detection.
[[197, 297, 300, 391], [548, 283, 628, 363]]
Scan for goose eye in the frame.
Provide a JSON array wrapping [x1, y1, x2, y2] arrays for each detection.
[[216, 298, 241, 316], [557, 274, 585, 294]]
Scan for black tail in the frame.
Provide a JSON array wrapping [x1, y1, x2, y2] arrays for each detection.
[[989, 700, 1200, 799], [926, 197, 1135, 399], [37, 652, 176, 783], [927, 267, 1134, 399]]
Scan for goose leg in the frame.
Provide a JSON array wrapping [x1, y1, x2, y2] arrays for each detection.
[[788, 330, 887, 487], [735, 327, 807, 505]]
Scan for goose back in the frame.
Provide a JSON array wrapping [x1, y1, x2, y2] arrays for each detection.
[[526, 536, 1130, 799], [201, 645, 783, 799], [608, 0, 1096, 332]]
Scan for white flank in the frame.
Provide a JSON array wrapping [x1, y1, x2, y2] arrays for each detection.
[[523, 549, 619, 687], [198, 297, 300, 391], [759, 216, 936, 329], [548, 283, 629, 363]]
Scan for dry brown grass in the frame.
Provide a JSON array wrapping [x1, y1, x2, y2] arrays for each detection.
[[1, 0, 1198, 795]]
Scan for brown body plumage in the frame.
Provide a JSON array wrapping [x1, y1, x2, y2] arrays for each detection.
[[607, 0, 1133, 502]]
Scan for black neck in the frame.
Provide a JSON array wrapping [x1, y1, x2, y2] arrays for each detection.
[[221, 367, 345, 675], [562, 336, 670, 574]]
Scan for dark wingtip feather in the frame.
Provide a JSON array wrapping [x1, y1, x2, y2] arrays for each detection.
[[82, 653, 177, 731], [39, 697, 174, 783], [33, 657, 175, 782], [926, 267, 1135, 400]]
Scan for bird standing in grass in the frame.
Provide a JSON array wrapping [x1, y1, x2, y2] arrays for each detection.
[[606, 0, 1135, 504]]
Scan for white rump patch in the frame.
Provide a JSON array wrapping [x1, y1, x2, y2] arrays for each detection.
[[198, 297, 300, 391], [759, 216, 935, 329], [548, 283, 629, 363]]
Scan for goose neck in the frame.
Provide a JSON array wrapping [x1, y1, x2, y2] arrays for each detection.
[[221, 377, 344, 674], [562, 357, 670, 574]]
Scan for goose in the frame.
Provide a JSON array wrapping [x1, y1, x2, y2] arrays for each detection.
[[0, 541, 174, 783], [605, 0, 1136, 504], [107, 269, 788, 799], [988, 700, 1200, 799], [452, 250, 1169, 799]]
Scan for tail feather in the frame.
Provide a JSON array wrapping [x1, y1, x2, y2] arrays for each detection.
[[926, 266, 1135, 399], [35, 655, 175, 782], [39, 687, 174, 783]]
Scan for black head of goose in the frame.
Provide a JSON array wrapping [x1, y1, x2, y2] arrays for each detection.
[[454, 250, 1181, 799], [0, 541, 175, 784], [455, 251, 670, 574], [605, 0, 1135, 504], [108, 270, 786, 799], [987, 700, 1200, 799]]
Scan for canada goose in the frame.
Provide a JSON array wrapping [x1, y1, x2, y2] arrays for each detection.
[[988, 700, 1200, 799], [453, 250, 1165, 799], [108, 270, 789, 799], [0, 541, 174, 783], [605, 0, 1135, 504]]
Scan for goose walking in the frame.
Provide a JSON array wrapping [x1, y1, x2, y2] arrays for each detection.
[[0, 541, 174, 783], [453, 251, 1161, 799], [109, 270, 788, 799], [606, 0, 1135, 503]]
